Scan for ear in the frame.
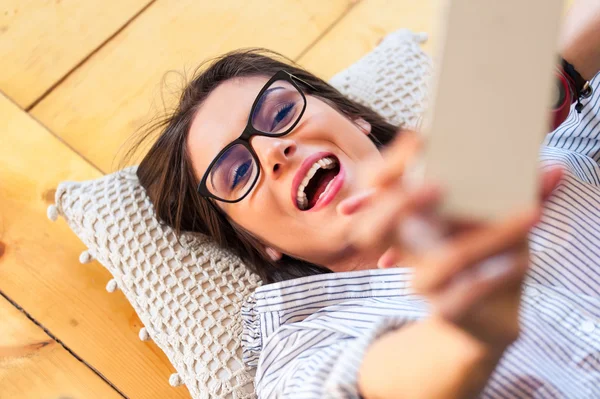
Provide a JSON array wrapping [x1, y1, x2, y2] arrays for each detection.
[[354, 118, 372, 135], [265, 246, 283, 261]]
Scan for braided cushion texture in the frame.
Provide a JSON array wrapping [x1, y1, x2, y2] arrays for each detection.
[[48, 29, 431, 399]]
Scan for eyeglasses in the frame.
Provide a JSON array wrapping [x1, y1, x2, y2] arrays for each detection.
[[197, 70, 315, 203]]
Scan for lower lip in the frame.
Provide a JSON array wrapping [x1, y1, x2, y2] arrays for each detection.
[[307, 163, 345, 212]]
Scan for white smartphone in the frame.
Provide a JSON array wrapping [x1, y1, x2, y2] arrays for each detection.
[[407, 0, 565, 221]]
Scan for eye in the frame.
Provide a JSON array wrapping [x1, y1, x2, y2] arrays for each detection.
[[270, 103, 295, 131], [230, 159, 253, 189]]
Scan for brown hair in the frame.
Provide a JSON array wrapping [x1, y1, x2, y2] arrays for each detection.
[[124, 48, 401, 284]]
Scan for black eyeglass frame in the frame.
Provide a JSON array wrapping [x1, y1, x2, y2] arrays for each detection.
[[196, 70, 316, 203]]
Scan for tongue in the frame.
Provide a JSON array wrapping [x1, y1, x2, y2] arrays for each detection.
[[307, 169, 337, 209]]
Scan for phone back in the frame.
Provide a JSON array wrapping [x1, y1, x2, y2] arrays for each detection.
[[411, 0, 564, 221]]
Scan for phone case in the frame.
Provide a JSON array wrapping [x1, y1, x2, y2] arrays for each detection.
[[409, 0, 564, 221]]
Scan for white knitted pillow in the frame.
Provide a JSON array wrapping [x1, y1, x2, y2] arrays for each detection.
[[47, 29, 431, 399]]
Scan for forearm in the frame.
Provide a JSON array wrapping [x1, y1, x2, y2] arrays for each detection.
[[358, 316, 504, 399], [560, 0, 600, 80]]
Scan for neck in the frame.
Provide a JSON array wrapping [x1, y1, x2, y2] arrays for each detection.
[[323, 244, 381, 272]]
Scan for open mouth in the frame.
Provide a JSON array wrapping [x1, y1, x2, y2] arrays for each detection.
[[296, 155, 341, 211]]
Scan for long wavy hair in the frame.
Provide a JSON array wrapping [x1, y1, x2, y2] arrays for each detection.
[[124, 48, 401, 284]]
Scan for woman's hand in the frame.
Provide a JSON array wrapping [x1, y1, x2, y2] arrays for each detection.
[[349, 130, 563, 399], [338, 130, 564, 348], [357, 210, 542, 399], [337, 131, 443, 268], [412, 210, 537, 348]]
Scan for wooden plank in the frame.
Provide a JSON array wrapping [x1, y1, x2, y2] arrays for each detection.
[[297, 0, 437, 80], [298, 0, 576, 81], [0, 0, 152, 108], [0, 296, 123, 399], [0, 94, 191, 398], [30, 0, 352, 173]]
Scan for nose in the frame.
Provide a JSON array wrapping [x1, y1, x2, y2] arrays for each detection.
[[250, 135, 297, 178]]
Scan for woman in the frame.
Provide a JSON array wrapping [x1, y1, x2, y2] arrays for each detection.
[[131, 1, 600, 397]]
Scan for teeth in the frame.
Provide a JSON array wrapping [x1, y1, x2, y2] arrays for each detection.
[[297, 196, 308, 209], [296, 156, 338, 210]]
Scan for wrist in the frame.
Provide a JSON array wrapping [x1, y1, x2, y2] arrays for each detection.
[[428, 316, 507, 399], [561, 50, 598, 82], [428, 315, 507, 363], [358, 317, 507, 399]]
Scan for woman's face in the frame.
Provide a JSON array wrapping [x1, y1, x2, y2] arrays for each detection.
[[188, 75, 384, 272]]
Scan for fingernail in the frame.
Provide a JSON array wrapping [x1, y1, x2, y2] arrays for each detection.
[[337, 188, 375, 215], [397, 216, 444, 253], [416, 182, 443, 199], [476, 254, 513, 281], [377, 252, 397, 268]]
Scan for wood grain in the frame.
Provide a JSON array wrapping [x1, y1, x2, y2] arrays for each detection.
[[298, 0, 576, 80], [30, 0, 352, 173], [298, 0, 437, 80], [0, 296, 123, 399], [0, 0, 151, 108], [0, 94, 191, 398]]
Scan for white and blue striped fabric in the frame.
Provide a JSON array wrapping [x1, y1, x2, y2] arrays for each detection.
[[241, 74, 600, 399]]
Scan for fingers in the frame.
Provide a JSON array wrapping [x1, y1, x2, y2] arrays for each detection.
[[347, 183, 443, 255], [366, 130, 423, 188], [337, 188, 376, 215], [431, 250, 529, 323], [413, 207, 540, 294], [377, 247, 402, 268], [396, 214, 448, 255], [377, 215, 447, 268], [338, 130, 423, 216]]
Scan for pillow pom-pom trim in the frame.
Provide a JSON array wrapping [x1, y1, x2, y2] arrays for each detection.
[[47, 205, 59, 222], [139, 327, 151, 342], [106, 279, 119, 293], [79, 250, 95, 264], [169, 373, 183, 387]]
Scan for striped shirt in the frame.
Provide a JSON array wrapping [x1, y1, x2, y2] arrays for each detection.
[[241, 74, 600, 399]]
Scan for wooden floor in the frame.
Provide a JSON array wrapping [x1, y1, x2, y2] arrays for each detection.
[[0, 1, 437, 397]]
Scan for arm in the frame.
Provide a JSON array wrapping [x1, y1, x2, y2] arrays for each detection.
[[255, 314, 503, 399], [335, 136, 562, 398], [560, 0, 600, 81], [255, 208, 547, 399], [359, 317, 503, 399]]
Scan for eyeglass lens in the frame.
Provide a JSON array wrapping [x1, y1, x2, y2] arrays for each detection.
[[206, 79, 304, 201]]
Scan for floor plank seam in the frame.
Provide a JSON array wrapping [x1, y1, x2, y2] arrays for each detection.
[[1, 92, 106, 175], [29, 112, 107, 175], [0, 289, 129, 399], [293, 0, 362, 63], [26, 0, 158, 112]]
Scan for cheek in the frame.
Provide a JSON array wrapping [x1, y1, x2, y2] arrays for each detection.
[[333, 120, 380, 161], [224, 194, 281, 237], [306, 109, 357, 141], [307, 104, 378, 155], [349, 131, 379, 157]]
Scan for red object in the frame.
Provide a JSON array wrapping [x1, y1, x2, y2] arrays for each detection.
[[550, 67, 574, 131]]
